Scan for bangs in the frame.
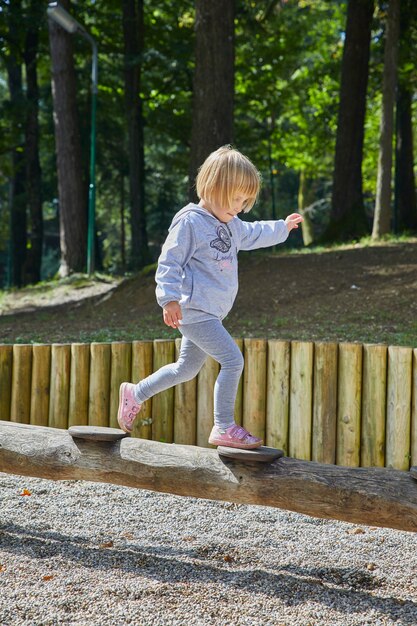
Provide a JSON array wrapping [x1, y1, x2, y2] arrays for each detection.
[[196, 145, 261, 211], [232, 168, 261, 212]]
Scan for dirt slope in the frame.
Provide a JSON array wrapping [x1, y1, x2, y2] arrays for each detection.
[[1, 241, 416, 347]]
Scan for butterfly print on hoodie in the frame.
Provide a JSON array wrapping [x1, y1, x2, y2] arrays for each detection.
[[210, 225, 232, 253]]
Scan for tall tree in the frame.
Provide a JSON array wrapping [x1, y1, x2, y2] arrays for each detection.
[[3, 0, 27, 287], [395, 84, 417, 231], [122, 0, 149, 269], [188, 0, 235, 198], [394, 0, 417, 232], [48, 0, 87, 276], [23, 0, 43, 283], [372, 0, 401, 239], [323, 0, 374, 241]]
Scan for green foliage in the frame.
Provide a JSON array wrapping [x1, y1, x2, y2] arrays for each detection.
[[235, 0, 345, 174], [234, 0, 347, 228], [0, 0, 415, 283]]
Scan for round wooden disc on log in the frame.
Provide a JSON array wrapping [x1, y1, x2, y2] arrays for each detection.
[[217, 445, 284, 463], [68, 425, 130, 441], [410, 466, 417, 480]]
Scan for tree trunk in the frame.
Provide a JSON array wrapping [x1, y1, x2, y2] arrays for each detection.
[[323, 0, 374, 242], [395, 84, 417, 232], [188, 0, 235, 200], [5, 0, 27, 287], [393, 0, 417, 232], [0, 421, 416, 533], [120, 174, 126, 269], [122, 0, 149, 269], [23, 1, 43, 284], [298, 170, 315, 246], [48, 0, 87, 276], [372, 0, 401, 239]]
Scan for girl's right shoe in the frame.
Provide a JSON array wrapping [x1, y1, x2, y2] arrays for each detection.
[[208, 424, 263, 449], [117, 382, 142, 433]]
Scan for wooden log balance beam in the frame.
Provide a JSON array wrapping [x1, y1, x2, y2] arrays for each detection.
[[0, 421, 416, 533]]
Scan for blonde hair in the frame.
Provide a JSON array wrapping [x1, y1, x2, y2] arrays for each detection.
[[196, 145, 261, 212]]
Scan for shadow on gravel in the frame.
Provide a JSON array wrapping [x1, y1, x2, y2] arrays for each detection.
[[1, 522, 415, 624]]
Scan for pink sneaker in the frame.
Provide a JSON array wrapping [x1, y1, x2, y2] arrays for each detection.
[[117, 382, 142, 433], [208, 424, 263, 449]]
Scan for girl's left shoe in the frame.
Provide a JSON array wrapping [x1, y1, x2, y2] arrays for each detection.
[[117, 382, 142, 433], [208, 424, 263, 449]]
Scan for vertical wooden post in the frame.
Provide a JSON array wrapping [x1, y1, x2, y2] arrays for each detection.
[[411, 348, 417, 467], [49, 344, 71, 429], [174, 337, 197, 445], [243, 339, 267, 441], [131, 340, 153, 439], [10, 344, 32, 424], [289, 341, 314, 460], [30, 344, 51, 427], [386, 345, 412, 470], [197, 356, 219, 447], [152, 339, 175, 443], [361, 344, 387, 467], [312, 342, 338, 464], [337, 343, 362, 467], [68, 343, 90, 427], [0, 345, 13, 420], [109, 342, 132, 428], [88, 343, 111, 427], [234, 338, 244, 427], [266, 340, 290, 452]]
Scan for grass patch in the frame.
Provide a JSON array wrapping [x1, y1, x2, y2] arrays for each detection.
[[5, 319, 180, 345], [281, 233, 417, 257], [5, 321, 417, 348], [0, 272, 116, 296]]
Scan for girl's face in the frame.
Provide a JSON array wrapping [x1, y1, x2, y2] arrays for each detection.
[[199, 194, 249, 223]]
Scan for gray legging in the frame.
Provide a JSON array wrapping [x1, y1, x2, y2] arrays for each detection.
[[134, 318, 244, 429]]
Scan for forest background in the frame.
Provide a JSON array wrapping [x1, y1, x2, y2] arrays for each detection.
[[0, 0, 416, 290]]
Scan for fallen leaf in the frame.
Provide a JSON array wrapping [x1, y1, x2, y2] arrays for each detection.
[[42, 575, 54, 581], [367, 563, 377, 571], [20, 489, 31, 497], [223, 555, 233, 563], [347, 527, 365, 535], [122, 532, 134, 540], [0, 564, 5, 572], [99, 541, 114, 549]]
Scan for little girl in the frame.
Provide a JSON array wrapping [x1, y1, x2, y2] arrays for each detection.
[[118, 145, 303, 449]]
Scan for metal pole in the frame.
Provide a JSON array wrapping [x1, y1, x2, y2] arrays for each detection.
[[85, 35, 97, 275], [7, 181, 13, 287]]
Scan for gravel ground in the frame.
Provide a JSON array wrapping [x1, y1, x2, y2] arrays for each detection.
[[0, 473, 416, 626]]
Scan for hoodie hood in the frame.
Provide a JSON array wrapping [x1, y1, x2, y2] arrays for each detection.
[[169, 203, 214, 231]]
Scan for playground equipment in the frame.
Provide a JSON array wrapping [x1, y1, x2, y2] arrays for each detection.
[[0, 421, 416, 532], [2, 340, 416, 471]]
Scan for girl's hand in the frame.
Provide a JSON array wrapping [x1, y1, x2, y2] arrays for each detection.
[[285, 213, 304, 232], [163, 301, 182, 328]]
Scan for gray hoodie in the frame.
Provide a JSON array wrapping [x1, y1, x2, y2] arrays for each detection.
[[155, 203, 289, 324]]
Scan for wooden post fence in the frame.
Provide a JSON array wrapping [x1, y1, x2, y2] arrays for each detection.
[[0, 338, 416, 470]]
